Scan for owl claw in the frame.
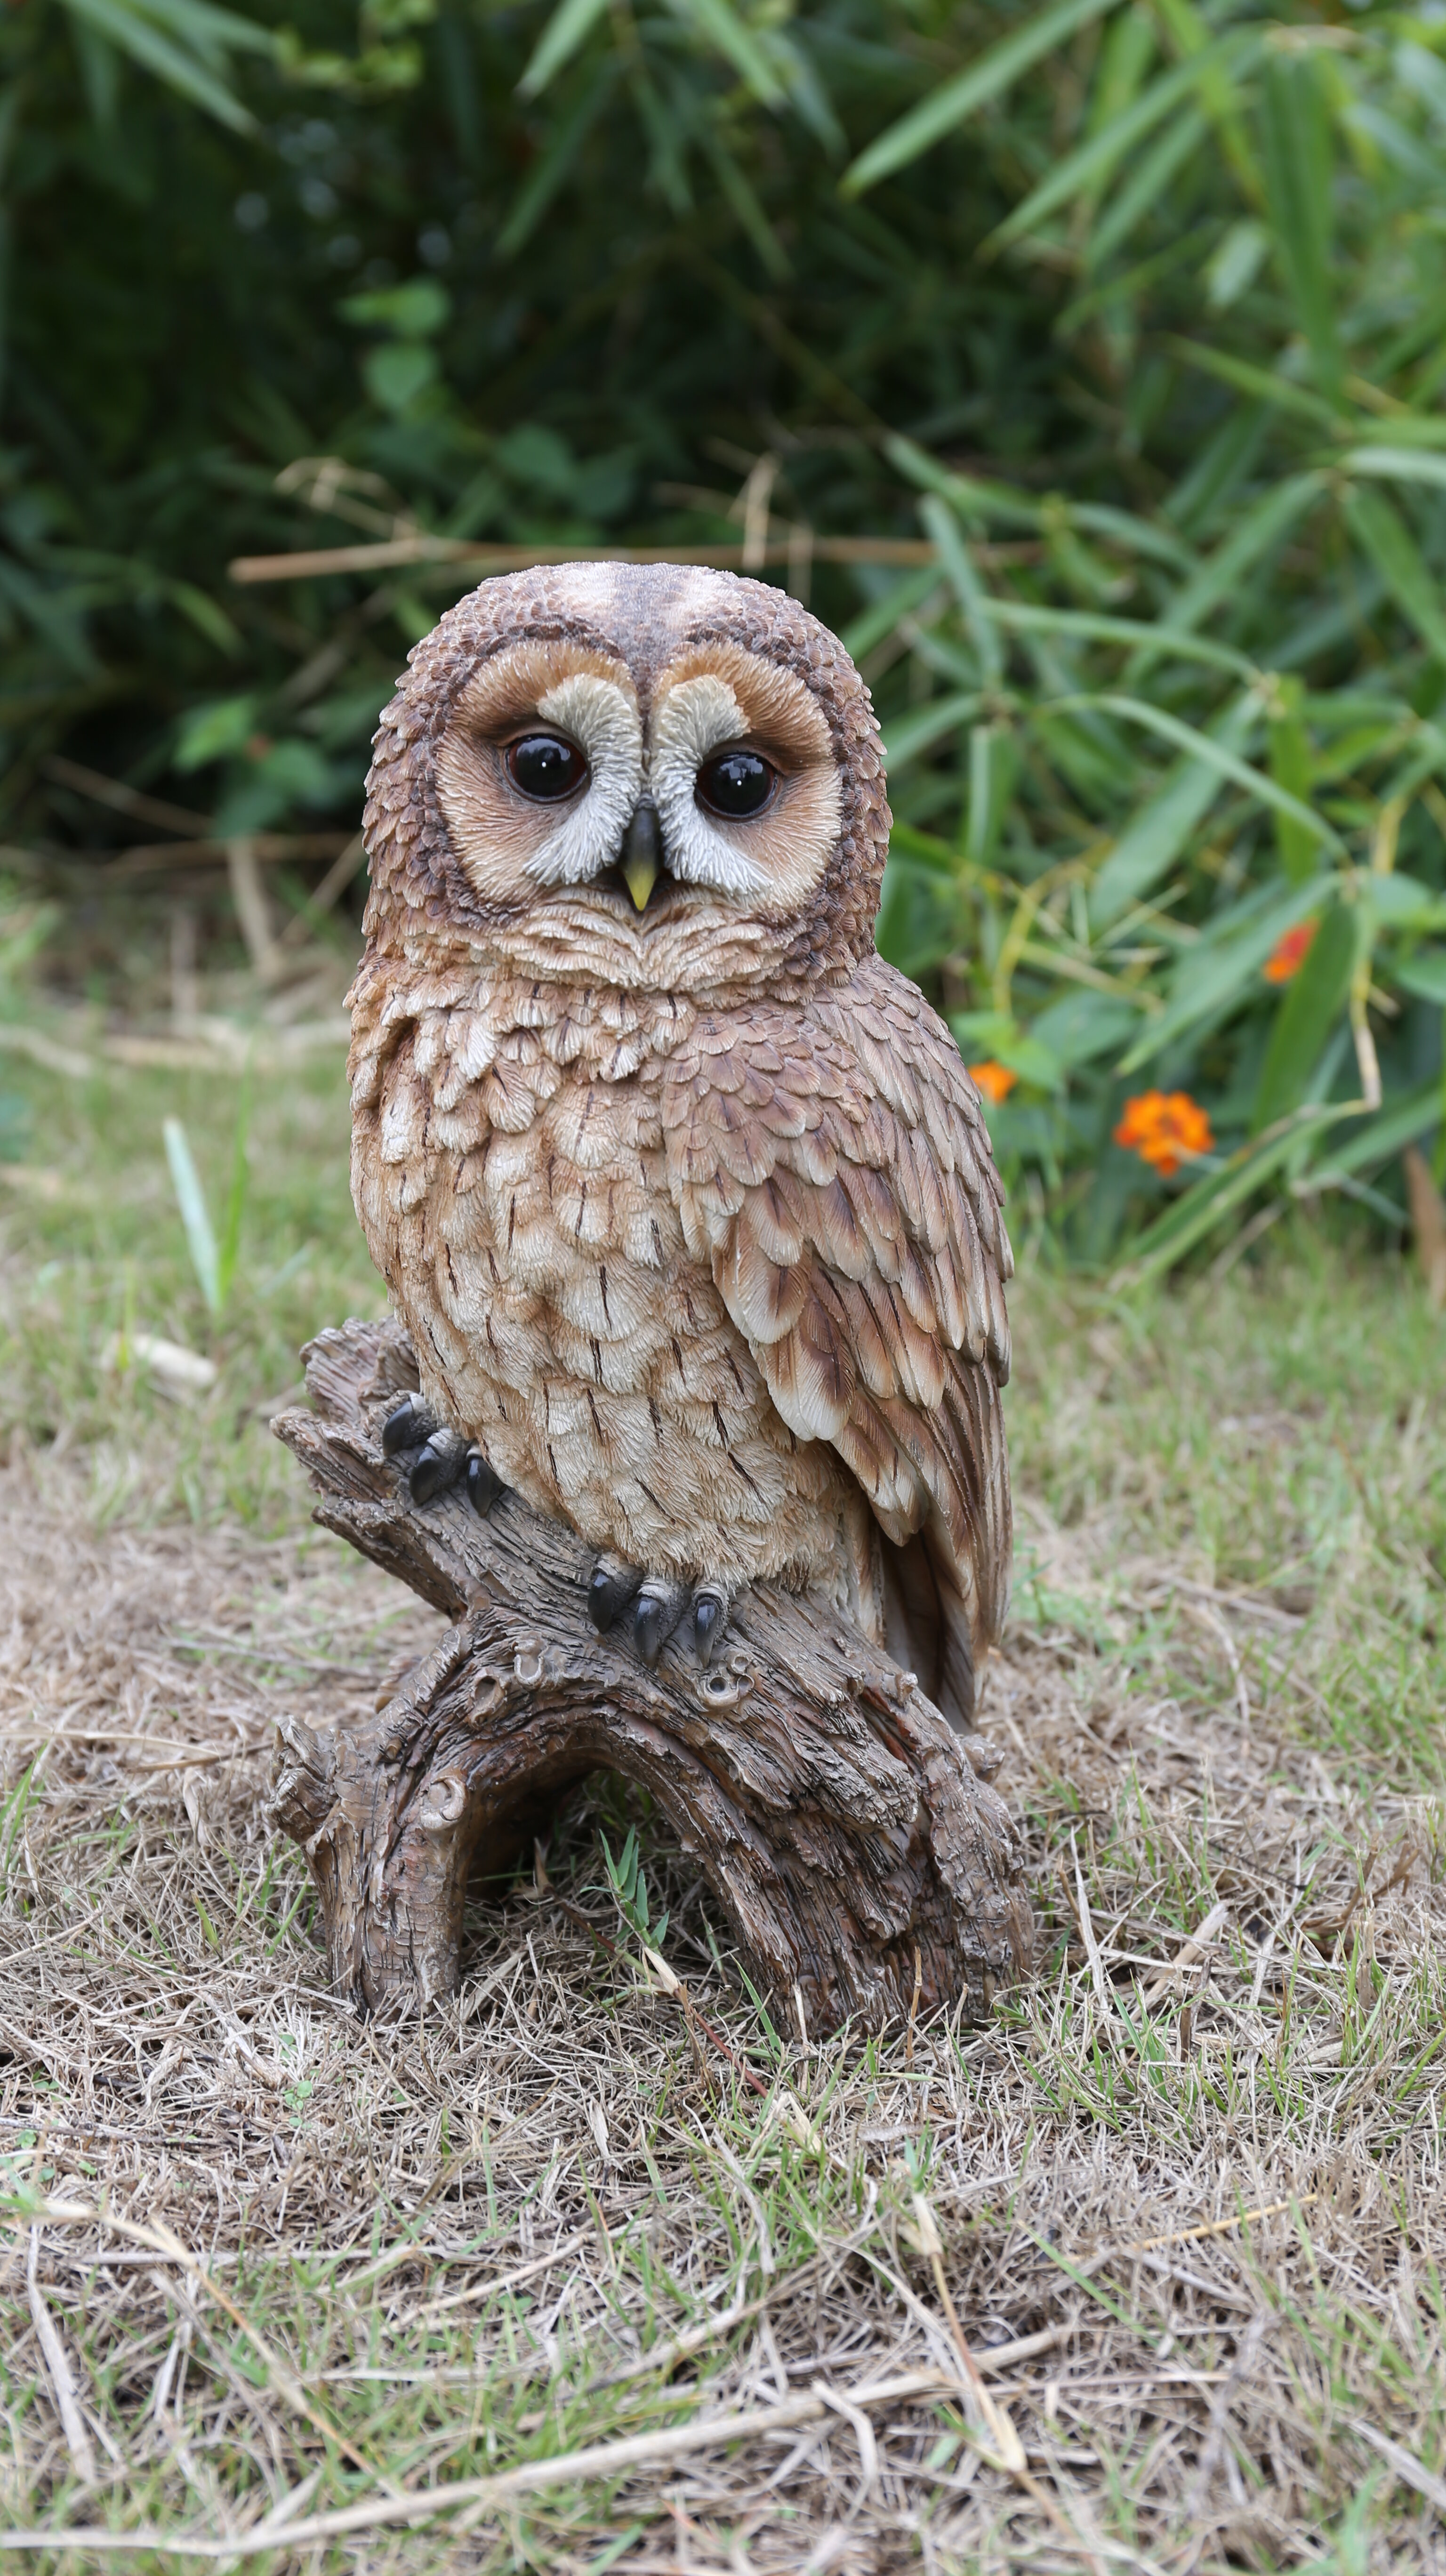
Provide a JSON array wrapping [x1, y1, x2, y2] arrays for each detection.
[[691, 1586, 728, 1665], [634, 1581, 688, 1668], [466, 1449, 504, 1516], [589, 1555, 643, 1633], [408, 1429, 468, 1504], [381, 1394, 435, 1456]]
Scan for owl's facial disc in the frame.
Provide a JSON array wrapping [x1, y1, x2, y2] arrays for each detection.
[[647, 645, 841, 912], [434, 629, 841, 929], [434, 644, 643, 907]]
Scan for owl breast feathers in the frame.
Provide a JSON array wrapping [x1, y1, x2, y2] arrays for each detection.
[[349, 561, 1013, 1731]]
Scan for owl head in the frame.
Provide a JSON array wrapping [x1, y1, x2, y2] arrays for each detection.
[[362, 563, 889, 994]]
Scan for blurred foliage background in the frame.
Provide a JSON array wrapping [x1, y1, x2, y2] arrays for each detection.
[[5, 0, 1446, 1273]]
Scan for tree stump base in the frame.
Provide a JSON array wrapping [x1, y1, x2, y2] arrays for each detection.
[[269, 1319, 1033, 2031]]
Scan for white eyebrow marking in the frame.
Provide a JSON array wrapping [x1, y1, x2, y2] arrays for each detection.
[[649, 676, 772, 899], [524, 674, 643, 886]]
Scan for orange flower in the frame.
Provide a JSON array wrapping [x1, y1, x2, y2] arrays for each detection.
[[1263, 919, 1316, 984], [968, 1060, 1018, 1104], [1114, 1089, 1214, 1178]]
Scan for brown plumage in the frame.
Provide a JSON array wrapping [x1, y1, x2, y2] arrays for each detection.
[[349, 562, 1012, 1724]]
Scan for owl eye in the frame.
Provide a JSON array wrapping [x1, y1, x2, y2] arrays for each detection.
[[505, 732, 588, 801], [696, 748, 775, 820]]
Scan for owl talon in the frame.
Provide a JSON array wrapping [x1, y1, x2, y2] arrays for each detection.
[[634, 1581, 687, 1668], [408, 1429, 468, 1504], [466, 1449, 504, 1516], [589, 1555, 643, 1633], [382, 1394, 435, 1456], [692, 1586, 728, 1665]]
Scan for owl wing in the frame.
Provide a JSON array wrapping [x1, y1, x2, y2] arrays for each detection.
[[663, 954, 1013, 1730]]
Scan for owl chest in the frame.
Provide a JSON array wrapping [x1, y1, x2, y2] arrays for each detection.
[[374, 1004, 723, 1401]]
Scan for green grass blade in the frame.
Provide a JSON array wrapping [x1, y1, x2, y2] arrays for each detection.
[[163, 1116, 222, 1320]]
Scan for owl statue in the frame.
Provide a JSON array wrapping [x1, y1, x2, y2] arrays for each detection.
[[349, 564, 1013, 1734]]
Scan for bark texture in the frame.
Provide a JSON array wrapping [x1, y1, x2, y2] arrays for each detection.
[[269, 1318, 1033, 2029]]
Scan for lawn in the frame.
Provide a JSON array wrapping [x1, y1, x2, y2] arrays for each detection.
[[0, 1027, 1443, 2572]]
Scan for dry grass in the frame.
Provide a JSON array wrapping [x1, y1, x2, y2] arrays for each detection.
[[0, 1040, 1444, 2570]]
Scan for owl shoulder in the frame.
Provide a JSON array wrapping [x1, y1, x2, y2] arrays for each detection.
[[662, 952, 1012, 1381]]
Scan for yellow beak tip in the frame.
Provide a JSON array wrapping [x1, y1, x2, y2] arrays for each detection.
[[622, 854, 659, 912]]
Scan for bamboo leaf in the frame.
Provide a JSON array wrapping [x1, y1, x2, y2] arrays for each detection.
[[517, 0, 611, 98], [1086, 693, 1346, 857], [1267, 676, 1318, 886], [669, 0, 787, 107], [1165, 336, 1340, 428], [919, 494, 1001, 684], [987, 50, 1212, 250], [1342, 485, 1446, 670], [1342, 447, 1446, 489], [1119, 877, 1333, 1072], [843, 0, 1124, 196], [1154, 473, 1327, 645], [984, 599, 1256, 677], [1260, 51, 1341, 398], [1089, 691, 1261, 930], [1251, 902, 1356, 1133], [881, 690, 981, 773]]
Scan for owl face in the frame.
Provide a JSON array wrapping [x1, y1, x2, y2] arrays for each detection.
[[366, 565, 887, 994]]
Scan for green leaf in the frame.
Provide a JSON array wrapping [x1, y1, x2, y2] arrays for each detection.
[[1087, 103, 1208, 276], [1153, 473, 1326, 648], [983, 599, 1255, 678], [1267, 676, 1317, 886], [843, 0, 1124, 196], [341, 279, 450, 336], [986, 50, 1211, 251], [950, 1011, 1061, 1089], [1396, 948, 1446, 1006], [62, 0, 262, 129], [881, 690, 981, 773], [919, 493, 1001, 684], [1251, 902, 1356, 1133], [1089, 692, 1261, 930], [1091, 693, 1346, 857], [1307, 1080, 1439, 1183], [1342, 485, 1446, 670], [965, 723, 1017, 868], [667, 0, 786, 107], [1119, 877, 1332, 1073], [1260, 51, 1341, 398], [517, 0, 611, 98], [1342, 447, 1446, 491], [1029, 989, 1142, 1068], [174, 693, 258, 770], [164, 1118, 221, 1319], [1165, 336, 1339, 429]]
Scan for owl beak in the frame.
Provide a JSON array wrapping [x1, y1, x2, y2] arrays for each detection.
[[619, 798, 663, 913]]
